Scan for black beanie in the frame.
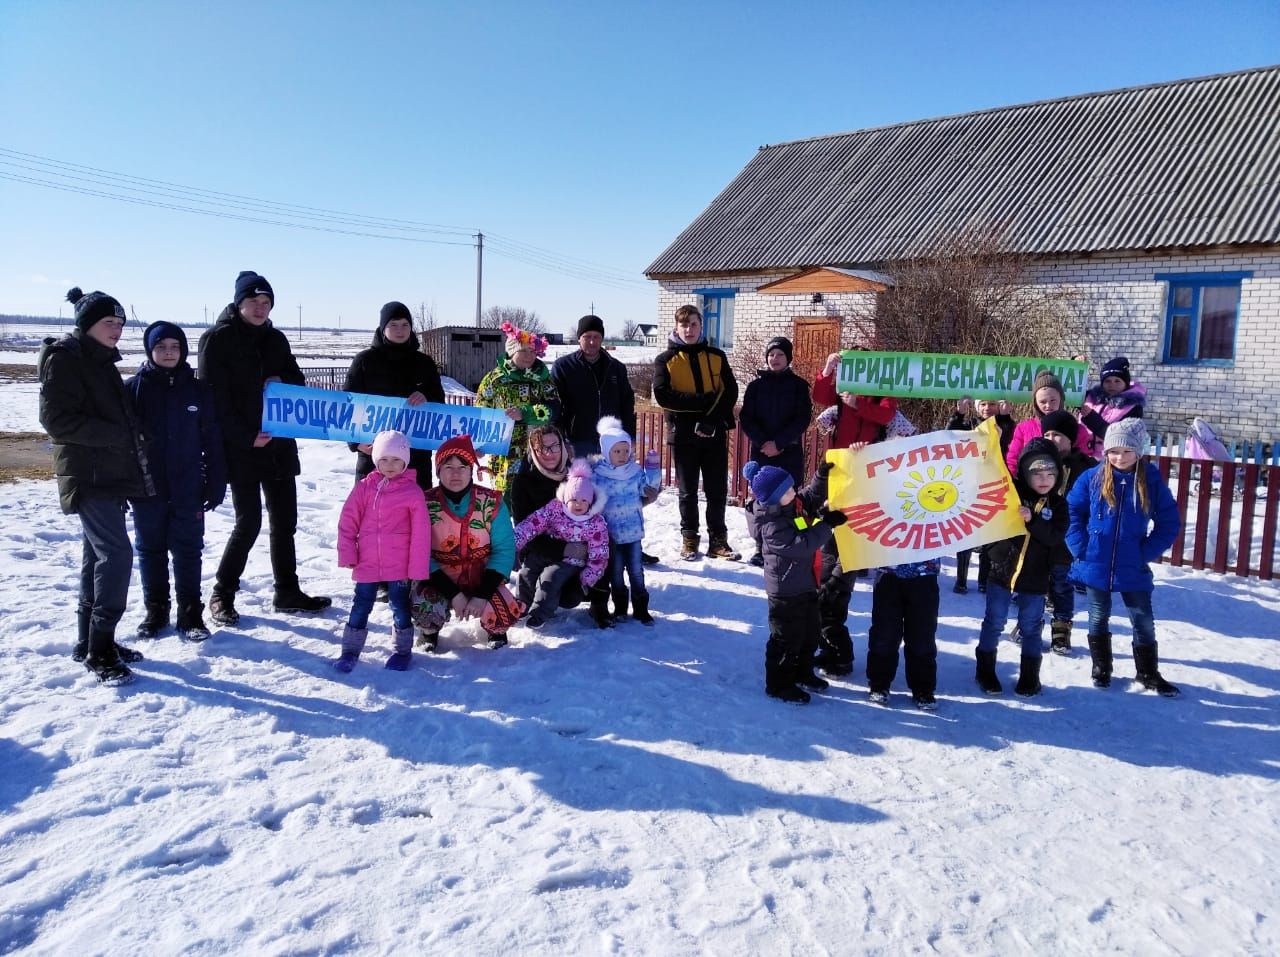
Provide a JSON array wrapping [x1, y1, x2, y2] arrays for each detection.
[[379, 301, 413, 330], [66, 287, 125, 332], [577, 314, 605, 338], [1100, 356, 1131, 387], [765, 336, 793, 364], [1039, 409, 1079, 443], [234, 271, 274, 308]]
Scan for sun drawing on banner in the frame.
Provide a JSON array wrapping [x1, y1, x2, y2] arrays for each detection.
[[897, 465, 966, 519]]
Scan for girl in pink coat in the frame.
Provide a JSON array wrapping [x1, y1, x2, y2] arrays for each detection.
[[513, 459, 611, 628], [1005, 372, 1092, 473], [334, 430, 431, 672]]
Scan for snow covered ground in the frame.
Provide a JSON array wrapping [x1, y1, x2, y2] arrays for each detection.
[[1, 383, 1278, 955]]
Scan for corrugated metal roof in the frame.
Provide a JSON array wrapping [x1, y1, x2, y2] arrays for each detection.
[[646, 67, 1280, 276]]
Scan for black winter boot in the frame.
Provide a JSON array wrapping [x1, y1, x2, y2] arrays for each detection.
[[1133, 643, 1180, 697], [84, 628, 133, 686], [1050, 619, 1072, 656], [631, 589, 654, 626], [273, 588, 333, 613], [136, 601, 171, 639], [954, 550, 970, 593], [73, 604, 91, 662], [610, 585, 629, 622], [764, 638, 810, 704], [975, 649, 1002, 694], [209, 588, 239, 626], [1087, 632, 1113, 688], [1015, 655, 1042, 696], [176, 600, 211, 642], [588, 586, 614, 629], [815, 626, 854, 677]]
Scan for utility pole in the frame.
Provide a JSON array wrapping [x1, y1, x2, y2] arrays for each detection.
[[297, 304, 302, 339], [203, 305, 208, 327], [475, 231, 484, 328]]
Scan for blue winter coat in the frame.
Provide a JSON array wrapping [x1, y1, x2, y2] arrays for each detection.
[[1066, 461, 1179, 593], [126, 342, 227, 511], [591, 459, 652, 545]]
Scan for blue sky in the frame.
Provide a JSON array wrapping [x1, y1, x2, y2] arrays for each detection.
[[2, 0, 1277, 335]]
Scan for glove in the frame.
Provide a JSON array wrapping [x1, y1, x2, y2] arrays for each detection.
[[820, 507, 848, 527], [202, 484, 226, 512], [817, 460, 836, 478]]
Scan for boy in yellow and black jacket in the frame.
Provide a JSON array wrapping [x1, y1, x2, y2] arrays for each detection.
[[973, 438, 1069, 698], [653, 304, 739, 561]]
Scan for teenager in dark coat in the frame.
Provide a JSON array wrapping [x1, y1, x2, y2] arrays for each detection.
[[974, 438, 1069, 697], [39, 287, 153, 684], [197, 271, 330, 624], [343, 301, 444, 491], [746, 460, 845, 703], [126, 321, 226, 641]]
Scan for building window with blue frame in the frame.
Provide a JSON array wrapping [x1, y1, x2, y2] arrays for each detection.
[[693, 288, 736, 350], [1157, 271, 1250, 365]]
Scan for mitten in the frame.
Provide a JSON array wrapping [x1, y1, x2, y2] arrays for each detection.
[[820, 508, 848, 527]]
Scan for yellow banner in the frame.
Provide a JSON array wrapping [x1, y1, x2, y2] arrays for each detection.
[[827, 418, 1024, 570]]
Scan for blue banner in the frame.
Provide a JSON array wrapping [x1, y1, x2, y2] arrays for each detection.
[[261, 383, 514, 457]]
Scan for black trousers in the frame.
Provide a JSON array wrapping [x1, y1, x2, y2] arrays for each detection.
[[765, 592, 820, 690], [817, 537, 855, 661], [866, 572, 939, 694], [215, 475, 299, 595], [132, 497, 206, 606], [674, 438, 728, 539]]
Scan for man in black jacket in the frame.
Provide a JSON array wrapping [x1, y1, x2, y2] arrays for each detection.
[[40, 287, 154, 684], [198, 271, 331, 624], [653, 305, 739, 560], [551, 315, 635, 460]]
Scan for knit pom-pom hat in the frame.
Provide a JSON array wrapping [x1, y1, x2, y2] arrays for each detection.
[[502, 320, 548, 358], [558, 458, 596, 505], [596, 415, 632, 458], [66, 286, 126, 332], [743, 460, 794, 507], [1100, 356, 1132, 387]]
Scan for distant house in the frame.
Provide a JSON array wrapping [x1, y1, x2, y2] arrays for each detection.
[[631, 323, 659, 345], [646, 66, 1280, 437]]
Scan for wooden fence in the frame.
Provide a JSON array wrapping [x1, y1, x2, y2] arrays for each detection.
[[302, 369, 1279, 581]]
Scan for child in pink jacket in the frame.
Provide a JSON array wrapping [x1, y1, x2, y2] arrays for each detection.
[[334, 430, 431, 672], [513, 459, 611, 628]]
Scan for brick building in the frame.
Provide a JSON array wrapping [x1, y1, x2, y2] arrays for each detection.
[[645, 66, 1280, 438]]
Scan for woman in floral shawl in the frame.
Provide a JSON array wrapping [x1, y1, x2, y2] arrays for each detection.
[[475, 321, 560, 491]]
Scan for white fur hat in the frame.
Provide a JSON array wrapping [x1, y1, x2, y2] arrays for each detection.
[[597, 415, 632, 458]]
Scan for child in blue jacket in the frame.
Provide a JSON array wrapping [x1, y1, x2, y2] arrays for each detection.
[[1066, 419, 1180, 696], [127, 322, 226, 641]]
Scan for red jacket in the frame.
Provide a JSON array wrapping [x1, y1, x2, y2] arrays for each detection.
[[813, 371, 898, 448]]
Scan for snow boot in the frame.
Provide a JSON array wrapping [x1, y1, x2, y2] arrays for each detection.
[[868, 688, 890, 705], [84, 628, 133, 686], [975, 649, 1002, 694], [486, 631, 509, 650], [1133, 642, 1180, 697], [384, 626, 414, 671], [912, 690, 938, 711], [631, 588, 654, 626], [1050, 619, 1072, 656], [706, 536, 741, 561], [641, 550, 659, 566], [1087, 631, 1113, 688], [795, 664, 829, 693], [333, 624, 368, 673], [209, 588, 239, 626], [588, 586, 614, 629], [610, 585, 629, 622], [176, 599, 212, 642], [114, 641, 144, 664], [954, 550, 970, 593], [72, 604, 91, 662], [764, 640, 809, 704], [680, 534, 700, 561], [815, 625, 854, 677], [273, 588, 333, 613], [1014, 655, 1042, 697], [136, 601, 170, 639], [415, 629, 439, 653]]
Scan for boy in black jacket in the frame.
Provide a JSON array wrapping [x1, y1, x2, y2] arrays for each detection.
[[127, 322, 227, 641], [745, 459, 846, 703], [1038, 410, 1097, 654], [973, 438, 1069, 697]]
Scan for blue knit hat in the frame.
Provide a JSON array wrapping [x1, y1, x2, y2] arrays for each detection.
[[234, 270, 274, 308], [743, 461, 794, 506], [143, 320, 188, 363]]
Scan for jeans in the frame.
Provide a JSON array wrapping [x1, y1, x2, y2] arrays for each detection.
[[77, 494, 134, 638], [610, 540, 646, 593], [1086, 587, 1156, 647], [1048, 563, 1075, 623], [216, 475, 299, 595], [348, 580, 412, 630], [132, 496, 206, 605], [866, 572, 939, 693], [673, 439, 728, 539], [978, 583, 1046, 657]]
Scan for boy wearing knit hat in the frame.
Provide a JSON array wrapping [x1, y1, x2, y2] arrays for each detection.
[[126, 321, 227, 643], [746, 459, 847, 703]]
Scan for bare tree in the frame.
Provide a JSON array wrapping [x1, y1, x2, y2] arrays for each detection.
[[621, 320, 640, 341], [414, 301, 436, 332], [850, 223, 1090, 429], [481, 305, 545, 334]]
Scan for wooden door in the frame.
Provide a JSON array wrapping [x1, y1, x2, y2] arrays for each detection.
[[791, 317, 842, 391]]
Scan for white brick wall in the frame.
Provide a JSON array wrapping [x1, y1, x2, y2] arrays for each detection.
[[655, 248, 1280, 441]]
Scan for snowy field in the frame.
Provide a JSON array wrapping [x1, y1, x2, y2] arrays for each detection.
[[0, 380, 1278, 956]]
